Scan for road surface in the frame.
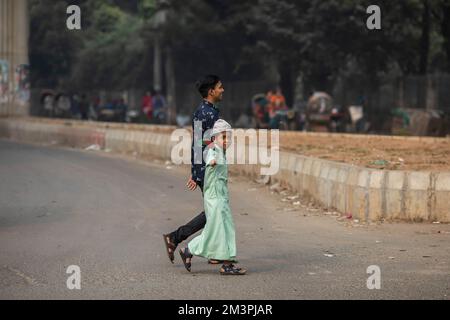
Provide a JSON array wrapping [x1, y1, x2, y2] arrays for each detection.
[[0, 139, 449, 299]]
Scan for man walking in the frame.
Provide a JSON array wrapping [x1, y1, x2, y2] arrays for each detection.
[[163, 74, 225, 264]]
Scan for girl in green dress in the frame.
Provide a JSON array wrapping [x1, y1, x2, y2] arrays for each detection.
[[179, 119, 247, 275]]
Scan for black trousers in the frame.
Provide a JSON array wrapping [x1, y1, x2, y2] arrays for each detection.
[[169, 182, 206, 246]]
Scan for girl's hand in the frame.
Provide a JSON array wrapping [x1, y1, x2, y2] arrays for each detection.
[[209, 159, 217, 167]]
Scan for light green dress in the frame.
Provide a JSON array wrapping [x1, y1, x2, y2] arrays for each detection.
[[188, 145, 237, 261]]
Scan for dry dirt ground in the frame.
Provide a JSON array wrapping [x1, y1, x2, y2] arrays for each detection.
[[22, 117, 450, 171], [279, 133, 450, 171]]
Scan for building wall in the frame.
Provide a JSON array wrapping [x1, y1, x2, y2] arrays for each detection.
[[0, 0, 29, 116]]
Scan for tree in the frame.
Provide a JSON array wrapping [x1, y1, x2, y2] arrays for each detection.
[[29, 0, 450, 99], [29, 0, 83, 88]]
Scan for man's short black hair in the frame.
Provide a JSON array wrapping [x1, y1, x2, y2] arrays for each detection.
[[195, 74, 221, 98]]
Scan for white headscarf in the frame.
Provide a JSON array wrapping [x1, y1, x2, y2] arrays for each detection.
[[212, 119, 232, 137]]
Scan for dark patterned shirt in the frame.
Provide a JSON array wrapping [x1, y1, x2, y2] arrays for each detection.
[[191, 100, 220, 185]]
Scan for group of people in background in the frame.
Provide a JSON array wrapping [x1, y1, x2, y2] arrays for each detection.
[[252, 87, 288, 129], [141, 90, 168, 124], [40, 89, 168, 124]]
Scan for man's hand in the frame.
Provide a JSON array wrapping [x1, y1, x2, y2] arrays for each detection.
[[186, 176, 197, 191]]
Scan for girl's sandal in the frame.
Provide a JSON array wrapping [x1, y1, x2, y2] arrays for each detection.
[[208, 259, 239, 264], [220, 264, 247, 275], [179, 247, 193, 272]]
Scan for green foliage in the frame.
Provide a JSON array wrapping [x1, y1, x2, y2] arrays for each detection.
[[29, 0, 83, 87], [29, 0, 450, 94], [138, 0, 157, 19], [69, 4, 146, 90]]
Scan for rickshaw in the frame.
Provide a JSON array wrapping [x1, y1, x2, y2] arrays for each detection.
[[305, 92, 336, 132]]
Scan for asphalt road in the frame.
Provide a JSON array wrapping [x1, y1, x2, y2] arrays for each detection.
[[0, 139, 449, 299]]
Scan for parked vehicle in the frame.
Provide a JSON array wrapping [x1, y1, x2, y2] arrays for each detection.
[[305, 92, 334, 132], [97, 99, 127, 122], [40, 90, 72, 118]]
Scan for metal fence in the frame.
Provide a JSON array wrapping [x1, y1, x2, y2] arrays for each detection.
[[333, 73, 450, 132]]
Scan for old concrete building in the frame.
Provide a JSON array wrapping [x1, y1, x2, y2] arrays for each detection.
[[0, 0, 29, 116]]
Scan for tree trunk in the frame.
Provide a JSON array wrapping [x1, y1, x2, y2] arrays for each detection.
[[419, 0, 430, 74], [442, 2, 450, 72], [165, 46, 176, 125], [153, 34, 162, 92], [278, 61, 295, 107]]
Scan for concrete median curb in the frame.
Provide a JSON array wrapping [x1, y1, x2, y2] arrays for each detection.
[[1, 117, 449, 223]]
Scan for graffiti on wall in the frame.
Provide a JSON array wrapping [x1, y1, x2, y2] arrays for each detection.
[[0, 59, 8, 104], [15, 64, 30, 104]]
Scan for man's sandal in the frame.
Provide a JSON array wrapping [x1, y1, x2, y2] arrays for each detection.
[[220, 264, 247, 275], [162, 234, 176, 264], [179, 247, 193, 272]]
